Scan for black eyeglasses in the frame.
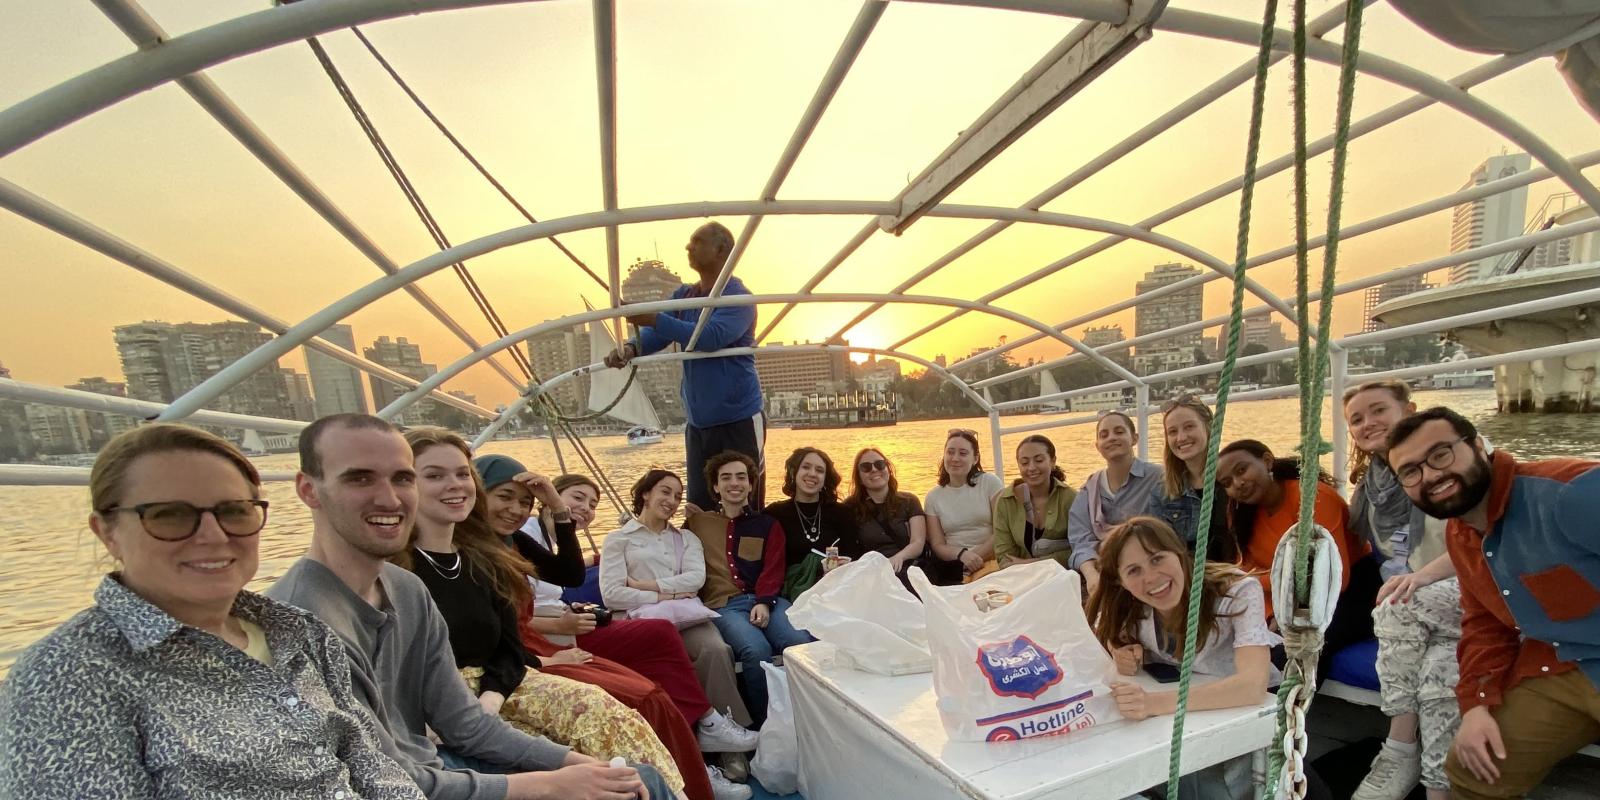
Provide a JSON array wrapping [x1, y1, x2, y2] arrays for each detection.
[[858, 459, 890, 473], [99, 500, 269, 542], [1396, 437, 1467, 488]]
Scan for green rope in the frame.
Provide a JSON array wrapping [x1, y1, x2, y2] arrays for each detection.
[[1268, 1, 1365, 796], [1164, 2, 1279, 797], [1163, 2, 1364, 797]]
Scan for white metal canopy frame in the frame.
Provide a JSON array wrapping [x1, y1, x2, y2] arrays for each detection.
[[3, 0, 1599, 489]]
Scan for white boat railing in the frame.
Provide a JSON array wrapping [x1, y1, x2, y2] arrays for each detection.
[[4, 0, 1599, 493]]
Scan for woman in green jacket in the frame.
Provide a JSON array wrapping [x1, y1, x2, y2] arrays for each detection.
[[993, 435, 1078, 569]]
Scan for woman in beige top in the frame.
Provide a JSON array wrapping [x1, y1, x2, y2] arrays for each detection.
[[599, 469, 753, 728]]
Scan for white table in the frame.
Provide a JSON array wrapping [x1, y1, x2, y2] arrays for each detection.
[[786, 642, 1278, 800]]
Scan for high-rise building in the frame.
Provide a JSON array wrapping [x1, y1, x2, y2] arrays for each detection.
[[1448, 153, 1531, 284], [364, 336, 440, 426], [1361, 274, 1433, 333], [527, 323, 592, 414], [113, 321, 293, 419], [306, 323, 369, 417], [67, 376, 138, 447], [280, 368, 316, 421], [1081, 324, 1129, 368], [1131, 263, 1204, 375], [1242, 313, 1289, 351], [755, 341, 850, 396], [24, 403, 94, 453], [618, 259, 689, 425]]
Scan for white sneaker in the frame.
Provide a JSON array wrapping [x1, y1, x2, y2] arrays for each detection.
[[696, 711, 759, 753], [1352, 740, 1422, 800], [706, 766, 753, 800]]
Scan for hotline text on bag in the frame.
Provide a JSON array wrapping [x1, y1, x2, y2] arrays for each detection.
[[911, 562, 1121, 742]]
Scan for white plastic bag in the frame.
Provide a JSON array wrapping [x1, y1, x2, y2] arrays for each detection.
[[750, 662, 799, 794], [909, 561, 1120, 742], [787, 552, 931, 675]]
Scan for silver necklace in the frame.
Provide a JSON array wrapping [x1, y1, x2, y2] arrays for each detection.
[[414, 547, 463, 580], [795, 500, 823, 545]]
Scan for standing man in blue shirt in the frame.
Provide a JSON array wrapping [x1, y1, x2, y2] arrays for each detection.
[[605, 222, 766, 511]]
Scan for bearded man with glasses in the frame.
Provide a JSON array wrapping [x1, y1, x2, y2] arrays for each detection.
[[1384, 406, 1600, 800]]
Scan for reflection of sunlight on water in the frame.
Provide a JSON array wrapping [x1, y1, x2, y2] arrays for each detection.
[[0, 389, 1585, 674]]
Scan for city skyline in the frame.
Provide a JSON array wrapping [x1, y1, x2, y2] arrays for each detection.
[[3, 2, 1598, 409]]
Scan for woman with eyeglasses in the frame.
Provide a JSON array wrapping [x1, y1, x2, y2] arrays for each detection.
[[1147, 395, 1239, 563], [922, 429, 1005, 585], [1068, 411, 1166, 596], [0, 424, 422, 800], [1216, 439, 1379, 683], [843, 448, 927, 587], [764, 446, 861, 599], [992, 435, 1077, 571], [1342, 382, 1461, 800]]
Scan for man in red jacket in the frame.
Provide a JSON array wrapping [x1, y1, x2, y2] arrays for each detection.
[[1385, 407, 1600, 799]]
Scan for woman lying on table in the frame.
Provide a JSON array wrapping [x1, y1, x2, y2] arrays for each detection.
[[1087, 516, 1280, 800]]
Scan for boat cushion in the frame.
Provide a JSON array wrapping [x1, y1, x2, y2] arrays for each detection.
[[1325, 638, 1381, 692]]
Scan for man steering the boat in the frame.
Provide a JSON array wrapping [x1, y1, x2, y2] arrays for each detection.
[[605, 221, 766, 511], [1385, 407, 1600, 800]]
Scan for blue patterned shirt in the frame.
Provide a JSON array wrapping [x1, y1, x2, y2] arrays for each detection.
[[0, 575, 423, 800]]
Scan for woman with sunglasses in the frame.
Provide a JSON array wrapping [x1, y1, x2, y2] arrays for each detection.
[[1147, 394, 1239, 562], [0, 424, 422, 800], [843, 448, 927, 587], [1342, 382, 1460, 800], [1068, 411, 1166, 596], [992, 435, 1077, 571]]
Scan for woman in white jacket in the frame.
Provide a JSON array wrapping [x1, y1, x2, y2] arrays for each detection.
[[599, 469, 753, 729]]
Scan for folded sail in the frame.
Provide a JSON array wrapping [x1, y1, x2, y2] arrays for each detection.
[[1037, 369, 1066, 411], [587, 318, 662, 429]]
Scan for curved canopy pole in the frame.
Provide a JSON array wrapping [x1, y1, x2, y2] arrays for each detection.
[[969, 146, 1600, 391], [885, 8, 1600, 353], [807, 2, 1360, 348], [378, 290, 1139, 421], [682, 0, 888, 353], [470, 341, 982, 450], [152, 196, 1275, 423]]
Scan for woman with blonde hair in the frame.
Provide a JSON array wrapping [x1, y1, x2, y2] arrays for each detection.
[[1342, 382, 1460, 800], [0, 423, 421, 799], [398, 427, 719, 799], [1146, 394, 1238, 562]]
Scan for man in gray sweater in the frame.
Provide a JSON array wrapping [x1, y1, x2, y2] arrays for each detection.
[[267, 414, 666, 800]]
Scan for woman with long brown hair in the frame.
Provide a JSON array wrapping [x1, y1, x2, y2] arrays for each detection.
[[397, 428, 710, 800], [1086, 516, 1278, 799], [841, 447, 927, 587], [992, 435, 1076, 569], [923, 429, 1005, 584]]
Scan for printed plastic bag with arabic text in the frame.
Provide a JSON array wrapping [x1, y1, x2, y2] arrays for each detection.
[[787, 551, 931, 675], [909, 561, 1120, 742]]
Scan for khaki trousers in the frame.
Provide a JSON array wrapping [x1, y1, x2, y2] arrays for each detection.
[[1446, 669, 1600, 799], [680, 621, 753, 727]]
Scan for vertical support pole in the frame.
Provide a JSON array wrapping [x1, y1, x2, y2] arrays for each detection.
[[1135, 383, 1151, 462], [1330, 347, 1349, 496], [592, 0, 621, 344], [989, 410, 1006, 483]]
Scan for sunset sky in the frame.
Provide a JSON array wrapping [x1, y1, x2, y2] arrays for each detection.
[[2, 0, 1596, 409]]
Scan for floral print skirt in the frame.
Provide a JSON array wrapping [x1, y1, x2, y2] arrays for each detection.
[[460, 666, 684, 793]]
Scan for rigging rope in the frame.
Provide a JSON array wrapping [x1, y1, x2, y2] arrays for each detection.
[[1164, 1, 1279, 795], [1165, 2, 1363, 797], [304, 35, 536, 382], [346, 26, 609, 291]]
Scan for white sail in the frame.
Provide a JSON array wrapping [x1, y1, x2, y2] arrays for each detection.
[[587, 318, 662, 429], [1037, 369, 1067, 412]]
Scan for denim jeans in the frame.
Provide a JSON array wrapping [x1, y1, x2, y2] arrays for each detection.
[[437, 749, 673, 798], [711, 594, 812, 725]]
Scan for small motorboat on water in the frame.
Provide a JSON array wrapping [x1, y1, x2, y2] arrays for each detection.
[[626, 425, 664, 446]]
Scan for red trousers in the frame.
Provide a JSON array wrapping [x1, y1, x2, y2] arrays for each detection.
[[520, 616, 713, 800], [579, 617, 713, 723]]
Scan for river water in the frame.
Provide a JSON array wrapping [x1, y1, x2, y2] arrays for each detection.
[[2, 388, 1591, 674]]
